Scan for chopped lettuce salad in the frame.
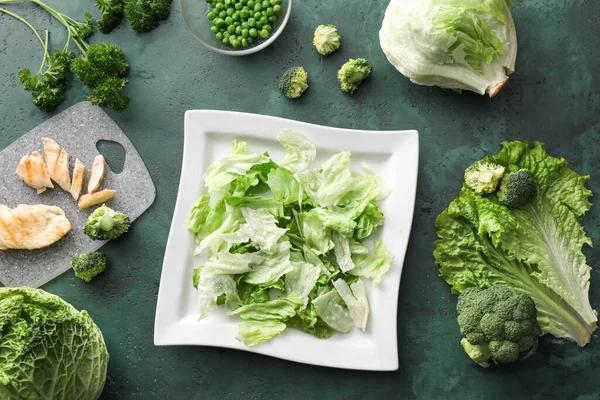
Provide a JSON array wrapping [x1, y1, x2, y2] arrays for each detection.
[[188, 131, 394, 346]]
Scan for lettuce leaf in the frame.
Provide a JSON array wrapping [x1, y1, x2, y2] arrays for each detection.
[[278, 130, 316, 174], [435, 141, 597, 346], [237, 320, 287, 346]]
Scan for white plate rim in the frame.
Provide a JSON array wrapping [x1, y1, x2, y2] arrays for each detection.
[[154, 110, 419, 371]]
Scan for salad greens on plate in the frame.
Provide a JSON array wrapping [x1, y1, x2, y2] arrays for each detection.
[[187, 131, 394, 346]]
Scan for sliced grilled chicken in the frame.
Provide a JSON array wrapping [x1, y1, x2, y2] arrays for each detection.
[[15, 151, 54, 194], [0, 204, 72, 250], [88, 155, 106, 194], [54, 148, 71, 192], [78, 189, 116, 209], [70, 158, 85, 200], [42, 138, 61, 181]]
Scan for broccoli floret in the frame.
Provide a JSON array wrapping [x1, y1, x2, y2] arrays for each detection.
[[279, 66, 308, 99], [497, 169, 537, 208], [96, 0, 125, 34], [70, 252, 108, 282], [457, 286, 541, 367], [83, 205, 131, 240], [125, 0, 173, 33], [464, 158, 505, 195], [313, 25, 341, 55], [337, 58, 372, 94]]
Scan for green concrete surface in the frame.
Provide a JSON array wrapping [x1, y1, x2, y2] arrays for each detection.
[[1, 1, 599, 399]]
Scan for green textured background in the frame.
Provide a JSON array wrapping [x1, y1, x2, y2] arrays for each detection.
[[1, 1, 599, 399]]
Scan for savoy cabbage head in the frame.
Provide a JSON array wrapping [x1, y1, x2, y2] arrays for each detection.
[[0, 287, 109, 399]]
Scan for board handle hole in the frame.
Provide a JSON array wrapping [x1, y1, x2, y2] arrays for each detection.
[[96, 140, 126, 174]]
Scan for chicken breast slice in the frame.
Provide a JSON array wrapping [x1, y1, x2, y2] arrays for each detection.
[[42, 138, 61, 181], [78, 189, 116, 209], [0, 204, 72, 250], [15, 151, 54, 194], [88, 155, 107, 194], [70, 158, 85, 200], [54, 148, 71, 192]]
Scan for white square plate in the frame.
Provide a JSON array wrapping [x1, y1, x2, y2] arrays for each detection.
[[154, 111, 419, 371]]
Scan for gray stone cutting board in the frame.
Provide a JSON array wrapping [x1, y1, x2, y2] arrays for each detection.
[[0, 102, 156, 287]]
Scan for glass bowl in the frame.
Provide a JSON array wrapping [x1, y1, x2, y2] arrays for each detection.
[[180, 0, 292, 56]]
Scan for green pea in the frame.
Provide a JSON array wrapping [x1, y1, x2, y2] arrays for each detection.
[[231, 39, 239, 48], [210, 25, 219, 33], [207, 11, 217, 20], [241, 28, 249, 37], [240, 9, 249, 18], [242, 38, 249, 47], [214, 17, 225, 27], [227, 24, 235, 33], [223, 37, 229, 44], [247, 0, 255, 7], [241, 21, 249, 29], [247, 36, 254, 43], [235, 25, 242, 34], [234, 21, 240, 26], [224, 0, 231, 5], [255, 21, 262, 29], [259, 16, 268, 24], [225, 16, 233, 24], [249, 27, 257, 37], [235, 2, 243, 9], [223, 31, 230, 38], [273, 0, 281, 4], [259, 28, 269, 38], [266, 7, 274, 16], [263, 24, 271, 32], [269, 15, 277, 22], [248, 18, 256, 26], [269, 0, 276, 4], [254, 11, 262, 19], [241, 0, 248, 3], [253, 3, 262, 12], [262, 0, 269, 8], [210, 0, 217, 6], [272, 4, 281, 14], [232, 12, 240, 20], [219, 10, 227, 18], [216, 32, 223, 40], [215, 3, 224, 11], [226, 8, 234, 16]]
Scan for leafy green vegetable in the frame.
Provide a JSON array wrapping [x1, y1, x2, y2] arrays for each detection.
[[96, 0, 124, 34], [379, 0, 517, 97], [457, 286, 541, 367], [71, 251, 108, 282], [125, 0, 172, 33], [84, 205, 131, 240], [190, 131, 394, 346], [0, 287, 108, 399], [435, 141, 597, 347]]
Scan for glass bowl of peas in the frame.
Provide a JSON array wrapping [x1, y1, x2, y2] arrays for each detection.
[[181, 0, 291, 55]]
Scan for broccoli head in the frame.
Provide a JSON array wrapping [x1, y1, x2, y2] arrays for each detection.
[[71, 252, 108, 282], [337, 58, 372, 93], [497, 169, 537, 208], [279, 66, 308, 99], [313, 25, 341, 55], [464, 158, 505, 195], [83, 204, 131, 240], [457, 286, 541, 368]]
